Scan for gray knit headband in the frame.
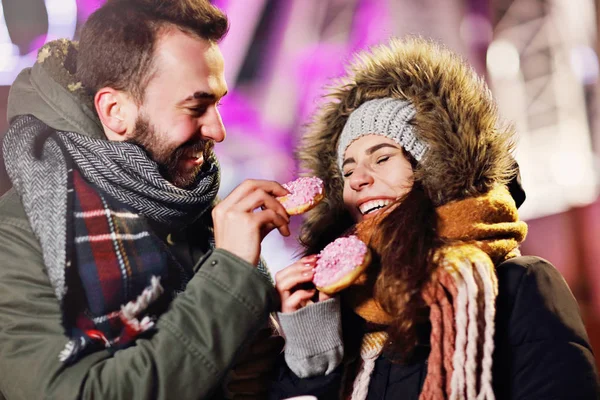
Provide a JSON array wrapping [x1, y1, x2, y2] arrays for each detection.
[[337, 98, 427, 171]]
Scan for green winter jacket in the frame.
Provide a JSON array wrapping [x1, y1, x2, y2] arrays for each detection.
[[0, 41, 279, 400]]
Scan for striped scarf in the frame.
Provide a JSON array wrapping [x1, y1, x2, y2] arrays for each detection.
[[342, 185, 527, 400]]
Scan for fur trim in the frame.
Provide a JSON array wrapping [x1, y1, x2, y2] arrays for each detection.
[[37, 39, 95, 112], [298, 37, 516, 225]]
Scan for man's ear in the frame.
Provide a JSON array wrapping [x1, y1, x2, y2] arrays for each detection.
[[95, 87, 136, 141]]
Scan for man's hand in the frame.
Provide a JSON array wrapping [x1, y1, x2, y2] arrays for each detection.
[[212, 179, 290, 266]]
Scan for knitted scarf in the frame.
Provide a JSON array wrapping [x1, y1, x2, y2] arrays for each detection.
[[3, 115, 221, 363], [341, 185, 528, 400]]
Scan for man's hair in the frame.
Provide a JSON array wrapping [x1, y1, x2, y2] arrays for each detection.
[[76, 0, 228, 102]]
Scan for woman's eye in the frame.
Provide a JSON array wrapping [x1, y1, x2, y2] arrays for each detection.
[[343, 170, 353, 178], [376, 156, 390, 164]]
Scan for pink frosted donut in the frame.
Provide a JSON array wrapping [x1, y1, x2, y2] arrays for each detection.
[[277, 176, 325, 215], [313, 235, 371, 295]]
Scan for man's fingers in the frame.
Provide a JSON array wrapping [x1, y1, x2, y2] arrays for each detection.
[[211, 179, 294, 265], [255, 210, 290, 237], [238, 189, 289, 219], [215, 179, 260, 208], [258, 190, 290, 217], [276, 223, 291, 237], [260, 221, 290, 239], [219, 179, 289, 209], [257, 179, 289, 197]]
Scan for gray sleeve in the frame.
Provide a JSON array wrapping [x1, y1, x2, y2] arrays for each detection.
[[277, 297, 344, 378]]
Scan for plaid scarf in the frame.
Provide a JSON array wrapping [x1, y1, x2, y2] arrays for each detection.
[[58, 168, 191, 363]]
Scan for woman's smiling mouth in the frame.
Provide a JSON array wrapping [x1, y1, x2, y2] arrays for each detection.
[[358, 198, 394, 216]]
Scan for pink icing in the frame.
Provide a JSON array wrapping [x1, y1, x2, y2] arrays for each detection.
[[313, 235, 368, 287], [279, 176, 324, 209]]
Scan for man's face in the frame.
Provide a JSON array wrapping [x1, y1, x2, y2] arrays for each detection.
[[127, 28, 228, 188]]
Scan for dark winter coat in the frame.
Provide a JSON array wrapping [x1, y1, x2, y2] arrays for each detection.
[[269, 256, 600, 399]]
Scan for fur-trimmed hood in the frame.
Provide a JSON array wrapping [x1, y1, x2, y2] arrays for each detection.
[[298, 37, 516, 223]]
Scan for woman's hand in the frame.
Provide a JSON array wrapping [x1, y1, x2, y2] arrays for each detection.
[[275, 255, 332, 313]]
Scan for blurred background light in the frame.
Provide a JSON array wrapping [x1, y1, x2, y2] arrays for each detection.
[[460, 13, 493, 46], [487, 39, 521, 79], [570, 45, 599, 85], [44, 0, 77, 41], [0, 0, 77, 84], [0, 2, 18, 73]]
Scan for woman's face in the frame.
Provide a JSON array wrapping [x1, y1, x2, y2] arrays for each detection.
[[341, 135, 414, 222]]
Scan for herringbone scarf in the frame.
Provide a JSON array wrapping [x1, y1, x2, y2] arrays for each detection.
[[4, 115, 220, 301]]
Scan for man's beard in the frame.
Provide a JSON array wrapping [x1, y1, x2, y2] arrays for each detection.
[[127, 114, 214, 189]]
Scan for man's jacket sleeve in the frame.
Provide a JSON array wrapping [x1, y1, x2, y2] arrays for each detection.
[[0, 215, 278, 400]]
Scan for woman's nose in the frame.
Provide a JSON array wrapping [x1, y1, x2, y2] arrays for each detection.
[[349, 165, 374, 191]]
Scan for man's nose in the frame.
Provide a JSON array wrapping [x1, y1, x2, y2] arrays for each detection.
[[200, 105, 226, 143]]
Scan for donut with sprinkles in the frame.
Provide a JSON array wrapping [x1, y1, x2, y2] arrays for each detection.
[[277, 176, 325, 215], [313, 235, 371, 295]]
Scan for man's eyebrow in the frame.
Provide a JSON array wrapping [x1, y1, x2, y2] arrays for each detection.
[[179, 90, 228, 104]]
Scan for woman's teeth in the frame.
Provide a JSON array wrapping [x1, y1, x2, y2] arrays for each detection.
[[359, 199, 393, 215]]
